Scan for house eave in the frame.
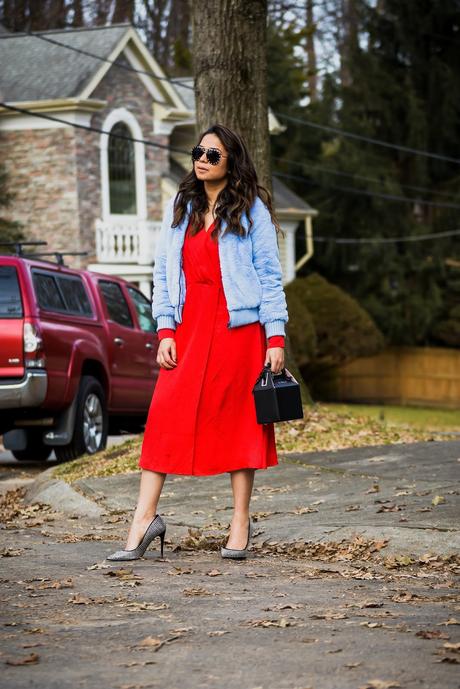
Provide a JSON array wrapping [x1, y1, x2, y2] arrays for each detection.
[[277, 207, 318, 220], [0, 97, 107, 116], [0, 98, 108, 130], [152, 101, 193, 123]]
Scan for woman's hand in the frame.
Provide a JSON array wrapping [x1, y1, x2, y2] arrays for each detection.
[[264, 346, 284, 375], [157, 338, 177, 369]]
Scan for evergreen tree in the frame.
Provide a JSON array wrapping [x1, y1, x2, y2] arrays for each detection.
[[269, 0, 460, 347]]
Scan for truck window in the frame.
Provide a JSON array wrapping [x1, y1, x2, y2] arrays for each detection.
[[0, 266, 23, 318], [99, 280, 134, 328], [32, 271, 93, 317], [56, 276, 93, 316], [126, 286, 156, 333], [33, 272, 66, 312]]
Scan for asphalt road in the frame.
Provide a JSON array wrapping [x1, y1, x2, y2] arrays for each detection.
[[1, 440, 459, 688]]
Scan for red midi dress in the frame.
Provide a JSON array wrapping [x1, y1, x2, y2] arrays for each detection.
[[138, 219, 284, 476]]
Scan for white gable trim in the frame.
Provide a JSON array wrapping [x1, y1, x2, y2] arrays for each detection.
[[0, 98, 106, 131], [100, 107, 147, 221], [80, 27, 190, 115]]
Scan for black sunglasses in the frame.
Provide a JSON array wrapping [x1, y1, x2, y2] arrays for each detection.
[[191, 145, 228, 166]]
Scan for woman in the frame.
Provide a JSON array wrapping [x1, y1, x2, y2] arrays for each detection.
[[107, 124, 289, 562]]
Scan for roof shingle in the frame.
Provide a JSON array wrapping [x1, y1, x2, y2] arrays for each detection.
[[0, 24, 130, 102]]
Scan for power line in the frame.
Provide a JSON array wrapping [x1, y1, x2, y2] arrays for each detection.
[[313, 229, 460, 244], [274, 111, 460, 165], [16, 30, 460, 173], [0, 102, 189, 156], [273, 156, 460, 202], [273, 171, 460, 210], [23, 36, 460, 205], [1, 102, 458, 213], [27, 30, 195, 91]]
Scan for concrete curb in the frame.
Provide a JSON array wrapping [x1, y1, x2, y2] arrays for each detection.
[[24, 465, 106, 519]]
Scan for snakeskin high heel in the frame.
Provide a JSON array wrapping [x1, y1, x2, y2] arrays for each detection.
[[221, 517, 253, 559], [106, 514, 166, 561]]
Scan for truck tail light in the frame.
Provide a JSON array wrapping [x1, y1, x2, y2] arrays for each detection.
[[23, 320, 46, 368]]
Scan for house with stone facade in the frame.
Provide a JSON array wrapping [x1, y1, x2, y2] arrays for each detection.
[[0, 23, 316, 298]]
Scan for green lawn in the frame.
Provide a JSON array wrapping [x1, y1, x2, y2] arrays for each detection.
[[321, 403, 460, 431], [53, 402, 459, 483]]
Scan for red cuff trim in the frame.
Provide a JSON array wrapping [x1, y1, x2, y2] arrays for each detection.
[[158, 328, 176, 341], [267, 335, 285, 348]]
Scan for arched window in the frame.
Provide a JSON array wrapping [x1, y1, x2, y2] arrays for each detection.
[[108, 122, 137, 215]]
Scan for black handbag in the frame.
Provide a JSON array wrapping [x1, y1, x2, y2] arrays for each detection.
[[252, 363, 304, 424]]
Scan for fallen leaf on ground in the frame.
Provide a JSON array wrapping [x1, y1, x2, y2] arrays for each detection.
[[416, 630, 450, 639], [125, 602, 169, 612], [86, 562, 111, 570], [5, 652, 39, 666], [0, 548, 23, 557], [432, 495, 446, 506], [67, 593, 107, 605], [138, 636, 163, 649], [263, 603, 304, 611], [310, 611, 347, 620], [103, 568, 143, 582], [442, 642, 460, 652], [182, 587, 213, 596], [243, 617, 299, 628], [167, 567, 194, 576]]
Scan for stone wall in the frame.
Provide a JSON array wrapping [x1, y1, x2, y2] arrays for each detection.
[[1, 53, 170, 270], [0, 127, 80, 259]]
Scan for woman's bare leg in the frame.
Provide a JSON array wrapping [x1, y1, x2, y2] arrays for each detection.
[[124, 469, 167, 550], [225, 468, 255, 549]]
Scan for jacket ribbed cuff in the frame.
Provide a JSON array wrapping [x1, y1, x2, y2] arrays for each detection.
[[264, 319, 286, 338], [155, 315, 176, 331]]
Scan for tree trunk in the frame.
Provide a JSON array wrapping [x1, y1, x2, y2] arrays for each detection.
[[190, 0, 311, 405], [339, 0, 358, 88], [112, 0, 135, 24], [190, 0, 271, 190], [306, 0, 318, 102]]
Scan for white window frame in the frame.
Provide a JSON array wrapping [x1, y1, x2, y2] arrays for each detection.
[[100, 108, 147, 221]]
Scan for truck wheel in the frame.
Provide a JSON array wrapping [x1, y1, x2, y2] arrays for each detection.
[[12, 431, 53, 462], [55, 376, 108, 462]]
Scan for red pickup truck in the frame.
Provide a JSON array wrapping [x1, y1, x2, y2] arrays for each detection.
[[0, 244, 159, 462]]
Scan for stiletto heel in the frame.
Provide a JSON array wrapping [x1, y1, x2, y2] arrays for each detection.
[[106, 514, 167, 561], [221, 517, 253, 559], [159, 529, 166, 558]]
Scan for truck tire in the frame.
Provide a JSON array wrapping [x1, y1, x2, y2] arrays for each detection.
[[12, 430, 53, 462], [55, 376, 108, 462]]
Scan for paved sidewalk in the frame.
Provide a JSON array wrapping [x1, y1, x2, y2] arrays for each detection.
[[26, 439, 460, 556], [1, 440, 459, 689]]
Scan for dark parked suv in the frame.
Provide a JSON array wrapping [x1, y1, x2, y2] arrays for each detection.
[[0, 243, 159, 462]]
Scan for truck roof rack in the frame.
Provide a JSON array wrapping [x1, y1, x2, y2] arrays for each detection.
[[0, 240, 48, 256], [22, 251, 89, 267], [0, 242, 88, 267]]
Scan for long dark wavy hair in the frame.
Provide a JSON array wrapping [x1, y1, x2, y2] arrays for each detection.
[[171, 123, 284, 241]]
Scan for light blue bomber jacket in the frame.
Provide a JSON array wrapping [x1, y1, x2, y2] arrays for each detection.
[[152, 194, 289, 339]]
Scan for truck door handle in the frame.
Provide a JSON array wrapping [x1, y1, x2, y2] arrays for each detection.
[[145, 342, 153, 350], [114, 337, 124, 347]]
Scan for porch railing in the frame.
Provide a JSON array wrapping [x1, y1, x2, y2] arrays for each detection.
[[95, 218, 162, 264]]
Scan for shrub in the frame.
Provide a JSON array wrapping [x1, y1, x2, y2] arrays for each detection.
[[288, 273, 385, 370]]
